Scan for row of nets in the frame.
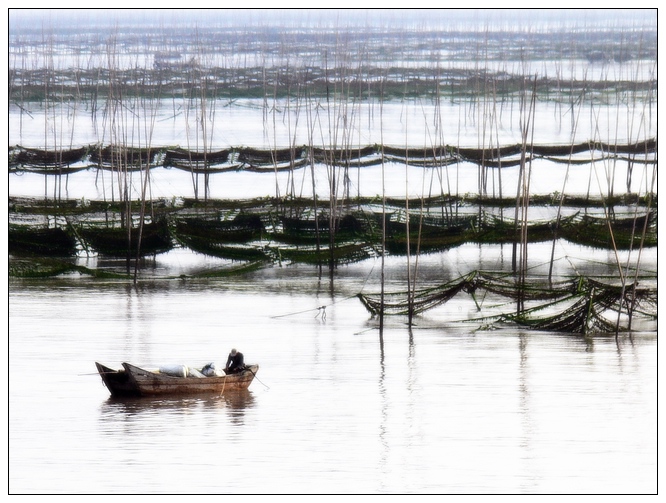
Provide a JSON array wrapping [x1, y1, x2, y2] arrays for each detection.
[[357, 270, 657, 334]]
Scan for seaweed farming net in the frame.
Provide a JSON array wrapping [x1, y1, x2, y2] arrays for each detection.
[[500, 292, 620, 334], [357, 272, 477, 316], [357, 271, 657, 334], [497, 280, 657, 334], [8, 195, 657, 264], [9, 139, 657, 173], [474, 271, 579, 300]]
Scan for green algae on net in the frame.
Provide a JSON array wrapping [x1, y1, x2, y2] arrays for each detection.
[[8, 197, 657, 262], [357, 271, 657, 335], [9, 139, 657, 174]]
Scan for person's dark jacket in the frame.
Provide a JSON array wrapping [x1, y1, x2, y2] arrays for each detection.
[[226, 352, 245, 373]]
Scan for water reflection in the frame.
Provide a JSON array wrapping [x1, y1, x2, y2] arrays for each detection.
[[377, 326, 388, 490], [518, 332, 535, 491], [99, 390, 256, 426]]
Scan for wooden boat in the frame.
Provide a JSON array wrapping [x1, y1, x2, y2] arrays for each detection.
[[95, 362, 259, 397], [96, 362, 141, 397]]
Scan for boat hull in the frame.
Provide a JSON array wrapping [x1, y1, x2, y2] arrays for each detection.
[[123, 362, 258, 396], [96, 362, 258, 397], [95, 362, 142, 397]]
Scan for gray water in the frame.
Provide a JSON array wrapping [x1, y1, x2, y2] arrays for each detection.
[[8, 251, 657, 494]]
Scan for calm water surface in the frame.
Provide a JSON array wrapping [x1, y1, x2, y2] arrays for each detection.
[[8, 257, 657, 494]]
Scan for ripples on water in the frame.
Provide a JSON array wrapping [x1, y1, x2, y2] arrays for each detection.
[[8, 258, 657, 494]]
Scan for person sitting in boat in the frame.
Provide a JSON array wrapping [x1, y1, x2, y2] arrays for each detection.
[[225, 348, 245, 374]]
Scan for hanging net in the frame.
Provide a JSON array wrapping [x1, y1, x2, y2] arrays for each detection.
[[357, 270, 657, 334]]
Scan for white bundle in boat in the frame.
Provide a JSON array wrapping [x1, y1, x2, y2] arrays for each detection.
[[188, 368, 205, 378], [159, 364, 189, 377], [201, 362, 225, 377]]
